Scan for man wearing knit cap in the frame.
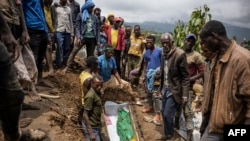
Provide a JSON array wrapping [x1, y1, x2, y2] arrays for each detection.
[[182, 33, 204, 140], [159, 32, 190, 140]]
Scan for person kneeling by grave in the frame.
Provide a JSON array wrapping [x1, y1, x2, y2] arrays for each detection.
[[98, 46, 142, 105]]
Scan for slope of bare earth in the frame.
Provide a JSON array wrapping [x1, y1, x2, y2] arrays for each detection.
[[1, 69, 183, 141]]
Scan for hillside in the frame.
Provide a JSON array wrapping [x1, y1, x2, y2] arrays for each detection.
[[125, 21, 250, 42]]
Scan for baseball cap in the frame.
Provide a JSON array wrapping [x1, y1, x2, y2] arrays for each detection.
[[113, 17, 122, 22], [185, 33, 197, 41]]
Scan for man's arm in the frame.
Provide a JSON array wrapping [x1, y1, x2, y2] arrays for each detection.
[[95, 16, 100, 46], [113, 69, 122, 85], [190, 63, 204, 82], [83, 95, 95, 140], [75, 13, 81, 43], [69, 8, 74, 37], [83, 78, 91, 95], [237, 56, 250, 124], [120, 29, 125, 51], [16, 1, 30, 44], [0, 10, 18, 59], [190, 54, 205, 82], [142, 59, 148, 80], [178, 53, 190, 102]]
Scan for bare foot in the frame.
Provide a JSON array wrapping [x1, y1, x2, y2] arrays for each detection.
[[61, 66, 68, 74], [20, 129, 46, 141], [48, 69, 54, 77]]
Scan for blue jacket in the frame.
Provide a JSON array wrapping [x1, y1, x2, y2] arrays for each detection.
[[22, 0, 48, 32], [75, 13, 100, 43]]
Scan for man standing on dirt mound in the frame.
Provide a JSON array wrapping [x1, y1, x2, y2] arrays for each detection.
[[82, 75, 104, 141], [0, 10, 45, 141], [141, 35, 162, 122]]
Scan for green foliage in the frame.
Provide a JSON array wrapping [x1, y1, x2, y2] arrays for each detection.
[[173, 4, 212, 53], [240, 39, 250, 50], [141, 30, 162, 47]]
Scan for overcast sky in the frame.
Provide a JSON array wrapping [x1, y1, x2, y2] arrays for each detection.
[[75, 0, 250, 28]]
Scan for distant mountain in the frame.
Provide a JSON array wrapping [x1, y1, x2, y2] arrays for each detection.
[[124, 21, 250, 42]]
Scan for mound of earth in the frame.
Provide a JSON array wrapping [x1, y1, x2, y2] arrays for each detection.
[[1, 67, 185, 141]]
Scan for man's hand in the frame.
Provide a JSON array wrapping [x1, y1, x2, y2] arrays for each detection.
[[1, 31, 18, 60], [20, 31, 30, 44], [119, 82, 124, 89], [74, 38, 81, 46], [97, 42, 100, 48], [182, 97, 188, 105], [89, 132, 96, 141], [70, 36, 74, 44]]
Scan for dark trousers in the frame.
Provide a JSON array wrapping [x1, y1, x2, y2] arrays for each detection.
[[162, 89, 178, 137], [0, 42, 24, 140], [84, 38, 96, 57], [114, 50, 122, 75], [28, 29, 48, 73], [66, 37, 96, 67], [81, 121, 101, 141], [0, 90, 24, 141], [200, 125, 224, 141]]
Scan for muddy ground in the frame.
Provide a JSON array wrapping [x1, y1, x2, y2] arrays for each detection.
[[1, 65, 183, 141]]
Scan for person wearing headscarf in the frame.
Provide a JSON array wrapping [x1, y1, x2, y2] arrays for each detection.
[[62, 0, 100, 73]]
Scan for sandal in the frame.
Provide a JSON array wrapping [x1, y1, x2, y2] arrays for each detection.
[[20, 129, 46, 141]]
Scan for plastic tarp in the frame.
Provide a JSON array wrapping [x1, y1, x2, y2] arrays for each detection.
[[104, 101, 135, 141], [117, 108, 134, 141]]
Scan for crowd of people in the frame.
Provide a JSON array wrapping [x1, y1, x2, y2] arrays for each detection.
[[0, 0, 250, 141]]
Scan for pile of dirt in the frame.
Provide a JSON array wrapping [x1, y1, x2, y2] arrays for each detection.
[[0, 69, 171, 141], [102, 88, 134, 103], [18, 72, 86, 141]]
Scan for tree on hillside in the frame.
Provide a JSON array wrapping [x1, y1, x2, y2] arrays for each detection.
[[240, 38, 250, 50], [173, 4, 211, 52]]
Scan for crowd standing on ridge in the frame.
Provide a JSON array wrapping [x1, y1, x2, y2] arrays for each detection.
[[0, 0, 250, 141]]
